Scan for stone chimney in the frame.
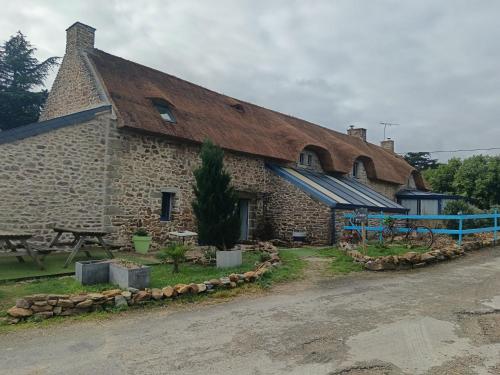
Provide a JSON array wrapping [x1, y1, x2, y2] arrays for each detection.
[[381, 138, 395, 153], [65, 22, 95, 54], [347, 126, 367, 142]]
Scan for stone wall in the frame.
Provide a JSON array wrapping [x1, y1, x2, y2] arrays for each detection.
[[265, 172, 332, 244], [39, 22, 103, 122], [39, 50, 103, 121], [0, 113, 111, 242], [353, 160, 401, 200], [103, 124, 270, 248]]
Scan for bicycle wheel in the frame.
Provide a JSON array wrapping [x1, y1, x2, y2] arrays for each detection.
[[406, 226, 434, 249]]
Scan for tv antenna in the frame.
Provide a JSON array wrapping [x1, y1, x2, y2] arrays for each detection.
[[379, 122, 399, 139]]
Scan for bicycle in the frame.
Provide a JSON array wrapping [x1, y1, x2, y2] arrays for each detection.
[[381, 217, 434, 249]]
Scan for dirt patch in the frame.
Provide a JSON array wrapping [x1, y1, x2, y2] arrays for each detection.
[[457, 310, 500, 345], [425, 355, 484, 375]]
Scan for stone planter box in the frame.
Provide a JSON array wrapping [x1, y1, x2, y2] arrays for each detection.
[[216, 249, 242, 268], [109, 263, 151, 289], [75, 260, 111, 285]]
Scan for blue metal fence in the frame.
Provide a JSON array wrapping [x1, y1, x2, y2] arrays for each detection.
[[344, 210, 499, 246]]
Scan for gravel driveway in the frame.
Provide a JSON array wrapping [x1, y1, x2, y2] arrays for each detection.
[[2, 247, 500, 374]]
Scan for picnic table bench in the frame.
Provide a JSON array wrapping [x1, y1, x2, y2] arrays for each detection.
[[49, 227, 114, 268], [0, 230, 47, 269]]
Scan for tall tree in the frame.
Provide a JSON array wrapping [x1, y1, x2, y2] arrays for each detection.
[[423, 157, 462, 194], [424, 155, 500, 209], [404, 152, 439, 171], [192, 140, 240, 250], [0, 31, 59, 130]]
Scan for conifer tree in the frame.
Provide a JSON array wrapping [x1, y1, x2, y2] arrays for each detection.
[[192, 140, 240, 250], [0, 32, 59, 130]]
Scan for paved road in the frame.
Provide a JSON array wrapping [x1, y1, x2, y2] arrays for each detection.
[[2, 248, 500, 375]]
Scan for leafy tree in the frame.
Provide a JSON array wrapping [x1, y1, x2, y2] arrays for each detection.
[[0, 31, 59, 130], [192, 140, 240, 250], [404, 152, 439, 171], [424, 155, 500, 209], [423, 158, 461, 194], [453, 155, 500, 209]]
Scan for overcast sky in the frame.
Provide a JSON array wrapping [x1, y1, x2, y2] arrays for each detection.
[[2, 0, 499, 161]]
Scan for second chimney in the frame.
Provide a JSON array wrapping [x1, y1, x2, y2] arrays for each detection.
[[65, 22, 95, 54], [381, 138, 395, 153], [347, 126, 367, 142]]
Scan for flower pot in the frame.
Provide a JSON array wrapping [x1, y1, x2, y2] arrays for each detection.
[[109, 262, 151, 289], [216, 249, 242, 268], [133, 235, 152, 254]]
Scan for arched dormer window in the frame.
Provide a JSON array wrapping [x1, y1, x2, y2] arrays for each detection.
[[151, 98, 176, 123], [297, 149, 323, 172]]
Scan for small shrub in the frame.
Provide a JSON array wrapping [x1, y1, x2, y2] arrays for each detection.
[[444, 200, 490, 232], [134, 228, 149, 236], [157, 243, 190, 273], [259, 252, 271, 262]]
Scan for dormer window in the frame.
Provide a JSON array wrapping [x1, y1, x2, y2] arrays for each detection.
[[230, 103, 245, 113], [152, 99, 176, 123]]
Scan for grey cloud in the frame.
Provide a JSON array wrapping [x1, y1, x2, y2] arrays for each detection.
[[1, 0, 499, 160]]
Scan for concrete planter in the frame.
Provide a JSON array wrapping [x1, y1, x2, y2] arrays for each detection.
[[216, 249, 242, 268], [109, 263, 151, 289], [75, 260, 111, 285]]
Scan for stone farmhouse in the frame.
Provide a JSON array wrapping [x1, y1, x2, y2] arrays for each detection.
[[0, 22, 438, 247]]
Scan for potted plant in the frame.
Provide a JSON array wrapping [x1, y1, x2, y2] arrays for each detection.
[[132, 228, 152, 254]]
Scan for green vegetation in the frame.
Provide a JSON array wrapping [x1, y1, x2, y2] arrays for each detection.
[[0, 250, 158, 282], [0, 31, 59, 130], [423, 155, 500, 209], [404, 152, 438, 171], [192, 140, 240, 250], [281, 247, 363, 274], [0, 250, 305, 319], [359, 242, 428, 257], [157, 243, 190, 273]]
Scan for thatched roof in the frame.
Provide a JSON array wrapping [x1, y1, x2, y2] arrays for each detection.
[[88, 49, 423, 188]]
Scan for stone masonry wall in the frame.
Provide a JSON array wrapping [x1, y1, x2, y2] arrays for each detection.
[[0, 113, 111, 242], [354, 160, 401, 200], [39, 51, 103, 121], [265, 172, 332, 245], [103, 123, 270, 248]]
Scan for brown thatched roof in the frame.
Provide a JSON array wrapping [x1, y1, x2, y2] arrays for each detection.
[[88, 49, 423, 188]]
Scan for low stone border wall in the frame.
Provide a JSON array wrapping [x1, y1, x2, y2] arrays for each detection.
[[4, 253, 282, 325], [342, 237, 496, 271]]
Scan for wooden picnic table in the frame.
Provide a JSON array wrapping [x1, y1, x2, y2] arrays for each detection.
[[49, 226, 114, 268], [0, 230, 45, 269]]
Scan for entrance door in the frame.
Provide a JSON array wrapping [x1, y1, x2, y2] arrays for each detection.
[[239, 199, 249, 241]]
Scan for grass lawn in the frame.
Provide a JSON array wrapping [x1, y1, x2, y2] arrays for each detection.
[[0, 250, 306, 316], [0, 249, 159, 282], [281, 247, 364, 274], [359, 242, 429, 257]]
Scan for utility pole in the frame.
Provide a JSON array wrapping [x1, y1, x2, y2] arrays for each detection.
[[379, 122, 400, 140]]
